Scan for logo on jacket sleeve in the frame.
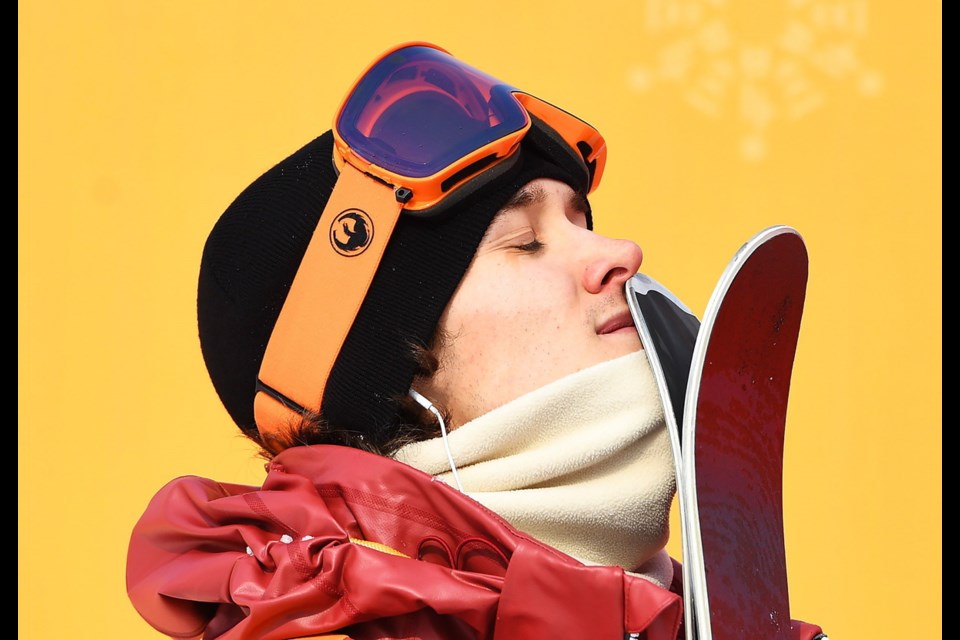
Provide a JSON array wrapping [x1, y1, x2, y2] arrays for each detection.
[[330, 209, 374, 256]]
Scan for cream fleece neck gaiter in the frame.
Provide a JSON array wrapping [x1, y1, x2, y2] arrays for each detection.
[[393, 351, 677, 587]]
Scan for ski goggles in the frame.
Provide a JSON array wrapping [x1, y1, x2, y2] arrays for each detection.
[[255, 42, 607, 440]]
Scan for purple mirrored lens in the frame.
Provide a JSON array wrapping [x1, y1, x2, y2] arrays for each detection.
[[337, 46, 528, 179]]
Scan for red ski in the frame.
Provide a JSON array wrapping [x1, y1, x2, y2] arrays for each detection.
[[627, 225, 810, 640]]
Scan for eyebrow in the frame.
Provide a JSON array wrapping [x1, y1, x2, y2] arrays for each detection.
[[496, 182, 590, 216], [480, 182, 590, 245], [499, 182, 549, 212]]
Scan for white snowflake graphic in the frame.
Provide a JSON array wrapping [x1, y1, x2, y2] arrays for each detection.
[[627, 0, 884, 160]]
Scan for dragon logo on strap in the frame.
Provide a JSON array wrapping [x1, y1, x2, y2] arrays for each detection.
[[330, 209, 374, 257]]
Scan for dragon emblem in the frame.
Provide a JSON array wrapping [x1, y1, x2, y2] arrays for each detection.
[[330, 210, 374, 256]]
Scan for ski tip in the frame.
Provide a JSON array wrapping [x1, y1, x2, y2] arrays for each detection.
[[753, 225, 804, 247], [626, 273, 696, 316], [733, 225, 808, 265]]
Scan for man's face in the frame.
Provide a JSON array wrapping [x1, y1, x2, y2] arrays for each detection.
[[419, 178, 645, 429]]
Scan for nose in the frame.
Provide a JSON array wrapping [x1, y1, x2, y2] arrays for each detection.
[[581, 234, 644, 295]]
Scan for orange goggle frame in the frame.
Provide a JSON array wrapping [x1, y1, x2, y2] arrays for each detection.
[[254, 42, 607, 441]]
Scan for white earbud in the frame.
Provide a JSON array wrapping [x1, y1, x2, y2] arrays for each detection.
[[408, 388, 463, 492]]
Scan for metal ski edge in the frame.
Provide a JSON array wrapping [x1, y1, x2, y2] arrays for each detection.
[[625, 274, 699, 640], [680, 225, 804, 640]]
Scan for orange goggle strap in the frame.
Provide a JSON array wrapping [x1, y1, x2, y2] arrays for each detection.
[[254, 162, 404, 442]]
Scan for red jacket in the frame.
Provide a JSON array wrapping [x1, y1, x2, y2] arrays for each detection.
[[126, 445, 822, 640]]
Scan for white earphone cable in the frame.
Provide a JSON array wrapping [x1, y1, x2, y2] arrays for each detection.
[[408, 388, 464, 492]]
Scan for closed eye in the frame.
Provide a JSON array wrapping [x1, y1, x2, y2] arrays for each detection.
[[515, 239, 544, 253]]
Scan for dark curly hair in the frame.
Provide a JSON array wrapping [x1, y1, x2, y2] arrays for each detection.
[[249, 331, 451, 460]]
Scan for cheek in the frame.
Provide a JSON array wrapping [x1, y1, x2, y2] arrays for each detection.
[[445, 268, 558, 342], [444, 274, 567, 376], [433, 261, 588, 424]]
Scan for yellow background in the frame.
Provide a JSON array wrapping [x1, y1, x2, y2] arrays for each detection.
[[20, 2, 940, 638]]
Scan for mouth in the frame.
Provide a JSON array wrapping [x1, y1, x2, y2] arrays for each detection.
[[596, 310, 636, 336]]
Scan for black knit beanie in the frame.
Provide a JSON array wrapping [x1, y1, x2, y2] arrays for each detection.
[[198, 125, 590, 450]]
